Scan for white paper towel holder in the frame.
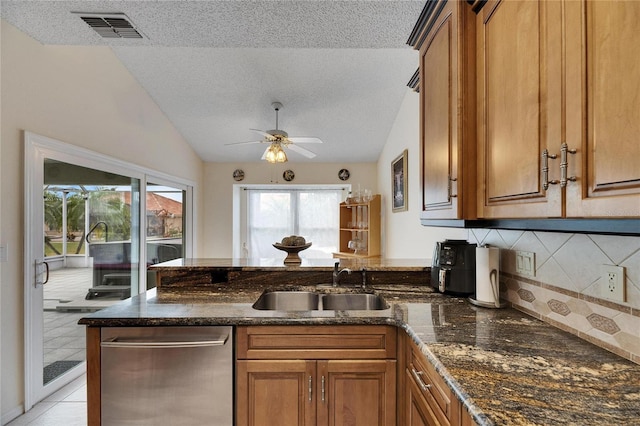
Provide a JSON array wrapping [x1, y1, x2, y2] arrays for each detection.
[[468, 296, 508, 309], [468, 246, 508, 308]]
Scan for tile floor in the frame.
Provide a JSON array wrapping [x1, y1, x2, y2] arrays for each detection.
[[7, 375, 87, 425], [7, 267, 121, 425]]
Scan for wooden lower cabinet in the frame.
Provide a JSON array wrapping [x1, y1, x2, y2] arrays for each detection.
[[237, 359, 396, 426], [236, 325, 397, 426], [402, 333, 476, 426], [406, 369, 437, 426], [236, 360, 316, 426], [318, 360, 396, 426]]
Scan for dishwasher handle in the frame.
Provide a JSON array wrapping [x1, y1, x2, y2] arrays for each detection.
[[101, 334, 228, 349]]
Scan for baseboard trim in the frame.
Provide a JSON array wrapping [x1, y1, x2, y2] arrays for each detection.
[[2, 404, 25, 426]]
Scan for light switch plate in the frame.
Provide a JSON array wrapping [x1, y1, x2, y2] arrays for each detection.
[[516, 251, 535, 277]]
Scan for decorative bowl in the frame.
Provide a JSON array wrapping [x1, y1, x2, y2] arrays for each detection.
[[273, 242, 312, 264]]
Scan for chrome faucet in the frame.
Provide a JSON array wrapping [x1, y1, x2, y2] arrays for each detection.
[[361, 267, 367, 290], [333, 261, 351, 287]]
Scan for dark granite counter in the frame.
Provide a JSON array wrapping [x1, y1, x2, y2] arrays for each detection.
[[151, 257, 430, 271], [79, 284, 640, 425], [150, 258, 431, 295]]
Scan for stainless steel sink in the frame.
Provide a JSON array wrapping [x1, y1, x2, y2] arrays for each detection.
[[321, 293, 388, 311], [252, 291, 320, 311], [252, 291, 388, 311]]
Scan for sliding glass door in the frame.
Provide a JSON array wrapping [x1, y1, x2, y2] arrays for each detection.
[[43, 160, 141, 385], [24, 132, 194, 409], [145, 181, 185, 287]]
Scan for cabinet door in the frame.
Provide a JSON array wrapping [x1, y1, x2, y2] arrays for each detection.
[[317, 360, 396, 426], [476, 0, 563, 218], [564, 0, 640, 217], [236, 360, 316, 426], [420, 1, 477, 219]]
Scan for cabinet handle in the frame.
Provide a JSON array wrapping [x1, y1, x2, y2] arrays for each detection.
[[559, 143, 577, 188], [541, 149, 559, 190], [308, 376, 312, 402], [448, 176, 458, 200], [321, 375, 326, 403], [411, 368, 432, 392]]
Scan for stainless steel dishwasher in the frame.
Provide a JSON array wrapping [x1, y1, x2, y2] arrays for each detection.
[[100, 326, 233, 425]]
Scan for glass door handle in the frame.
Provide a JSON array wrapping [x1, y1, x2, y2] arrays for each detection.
[[35, 259, 49, 287]]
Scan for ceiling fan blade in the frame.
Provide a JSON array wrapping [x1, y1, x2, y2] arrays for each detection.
[[286, 143, 317, 159], [288, 137, 323, 144], [250, 128, 274, 139], [260, 146, 271, 160], [224, 140, 263, 146]]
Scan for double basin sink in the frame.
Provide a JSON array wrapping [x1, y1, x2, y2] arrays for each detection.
[[253, 290, 388, 311]]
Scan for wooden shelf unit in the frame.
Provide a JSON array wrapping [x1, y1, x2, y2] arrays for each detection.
[[334, 194, 381, 258]]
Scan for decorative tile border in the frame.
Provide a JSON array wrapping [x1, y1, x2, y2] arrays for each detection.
[[548, 299, 571, 316], [502, 272, 640, 365]]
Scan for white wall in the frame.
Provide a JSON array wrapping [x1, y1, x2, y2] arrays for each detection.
[[0, 56, 3, 419], [0, 20, 204, 421], [203, 162, 377, 257], [376, 90, 466, 259]]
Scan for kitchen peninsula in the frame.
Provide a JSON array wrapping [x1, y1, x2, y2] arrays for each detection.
[[80, 259, 640, 426]]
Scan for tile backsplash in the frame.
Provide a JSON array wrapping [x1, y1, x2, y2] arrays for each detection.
[[469, 229, 640, 364]]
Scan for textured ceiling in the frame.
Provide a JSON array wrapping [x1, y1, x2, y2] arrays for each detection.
[[1, 1, 423, 162]]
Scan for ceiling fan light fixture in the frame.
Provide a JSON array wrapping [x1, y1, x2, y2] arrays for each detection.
[[265, 142, 288, 163], [226, 101, 321, 161]]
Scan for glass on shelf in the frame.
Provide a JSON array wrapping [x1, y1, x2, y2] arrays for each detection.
[[348, 239, 361, 255], [353, 184, 362, 203], [360, 205, 368, 228], [345, 191, 353, 205]]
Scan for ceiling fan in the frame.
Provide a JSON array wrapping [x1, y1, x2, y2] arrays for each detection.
[[225, 102, 323, 163]]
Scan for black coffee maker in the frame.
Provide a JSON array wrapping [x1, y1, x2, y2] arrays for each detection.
[[431, 240, 476, 294]]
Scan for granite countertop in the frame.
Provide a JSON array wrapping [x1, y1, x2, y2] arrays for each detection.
[[79, 285, 640, 425], [150, 257, 430, 271]]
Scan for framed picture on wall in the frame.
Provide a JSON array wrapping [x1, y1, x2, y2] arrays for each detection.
[[391, 149, 408, 212]]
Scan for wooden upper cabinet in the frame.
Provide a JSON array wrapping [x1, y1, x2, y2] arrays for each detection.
[[413, 0, 477, 220], [476, 0, 563, 218], [564, 0, 640, 217], [412, 0, 639, 220], [476, 0, 640, 219]]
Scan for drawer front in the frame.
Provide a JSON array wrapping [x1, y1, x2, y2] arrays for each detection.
[[237, 325, 397, 360], [405, 368, 448, 426], [409, 343, 453, 422]]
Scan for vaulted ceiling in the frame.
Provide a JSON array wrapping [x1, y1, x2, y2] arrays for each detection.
[[1, 1, 423, 162]]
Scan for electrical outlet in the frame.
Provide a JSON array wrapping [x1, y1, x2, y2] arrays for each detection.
[[515, 251, 535, 277], [601, 265, 625, 303]]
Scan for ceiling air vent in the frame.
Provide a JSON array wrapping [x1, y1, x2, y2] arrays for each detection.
[[74, 12, 144, 39]]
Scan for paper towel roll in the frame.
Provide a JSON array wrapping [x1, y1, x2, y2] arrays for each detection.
[[475, 246, 500, 306]]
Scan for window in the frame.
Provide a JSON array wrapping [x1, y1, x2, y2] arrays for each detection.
[[243, 186, 345, 259]]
